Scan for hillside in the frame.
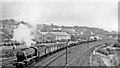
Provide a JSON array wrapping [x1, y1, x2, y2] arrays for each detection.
[[36, 24, 111, 39], [1, 19, 112, 43], [0, 19, 19, 43]]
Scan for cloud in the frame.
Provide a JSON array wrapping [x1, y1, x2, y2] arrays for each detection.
[[2, 2, 118, 31]]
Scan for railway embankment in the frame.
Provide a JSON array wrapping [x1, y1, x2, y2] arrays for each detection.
[[91, 43, 120, 67]]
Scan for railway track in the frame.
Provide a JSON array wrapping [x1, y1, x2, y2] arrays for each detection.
[[78, 46, 95, 66], [65, 40, 116, 66], [2, 38, 117, 68], [2, 57, 16, 62], [61, 42, 103, 66], [40, 42, 89, 67], [32, 40, 105, 67], [2, 42, 79, 68], [28, 42, 82, 68], [27, 41, 90, 67], [2, 57, 16, 66], [44, 39, 116, 67], [28, 40, 99, 68]]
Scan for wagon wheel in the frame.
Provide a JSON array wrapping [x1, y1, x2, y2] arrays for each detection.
[[6, 52, 10, 57], [9, 52, 14, 56], [6, 52, 14, 57], [16, 64, 24, 68], [24, 61, 28, 67], [17, 64, 25, 68], [35, 57, 38, 62]]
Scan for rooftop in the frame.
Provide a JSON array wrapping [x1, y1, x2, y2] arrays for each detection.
[[39, 32, 70, 36]]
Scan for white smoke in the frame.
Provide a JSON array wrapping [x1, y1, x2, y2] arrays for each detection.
[[11, 3, 54, 47], [12, 23, 35, 47]]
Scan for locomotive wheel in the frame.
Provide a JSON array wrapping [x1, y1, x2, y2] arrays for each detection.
[[21, 64, 25, 68], [37, 57, 40, 61], [16, 64, 25, 68], [24, 61, 28, 67], [35, 58, 38, 62], [30, 59, 33, 64], [34, 57, 37, 62], [33, 58, 36, 63], [32, 58, 35, 63]]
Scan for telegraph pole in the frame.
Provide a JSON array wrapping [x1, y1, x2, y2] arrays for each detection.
[[65, 40, 69, 65], [65, 45, 68, 65], [43, 35, 44, 43]]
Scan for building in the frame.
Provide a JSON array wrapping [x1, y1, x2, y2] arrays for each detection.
[[35, 32, 71, 43], [0, 20, 3, 43], [0, 31, 3, 44], [1, 19, 18, 42], [50, 32, 71, 41], [34, 31, 46, 43], [44, 32, 55, 42], [53, 28, 62, 31]]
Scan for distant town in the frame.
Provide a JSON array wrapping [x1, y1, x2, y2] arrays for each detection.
[[0, 19, 118, 45]]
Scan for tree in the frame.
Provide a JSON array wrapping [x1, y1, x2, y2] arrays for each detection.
[[2, 29, 13, 42]]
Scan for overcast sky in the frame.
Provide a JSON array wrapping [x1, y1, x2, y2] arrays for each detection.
[[1, 0, 119, 31]]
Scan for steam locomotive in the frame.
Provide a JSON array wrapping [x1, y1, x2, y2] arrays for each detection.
[[13, 38, 100, 68], [13, 42, 67, 68]]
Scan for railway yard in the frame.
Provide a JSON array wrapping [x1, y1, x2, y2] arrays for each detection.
[[1, 2, 120, 68], [33, 38, 117, 67], [1, 37, 120, 68]]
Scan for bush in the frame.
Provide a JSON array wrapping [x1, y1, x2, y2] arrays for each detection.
[[96, 49, 109, 55], [113, 43, 120, 48]]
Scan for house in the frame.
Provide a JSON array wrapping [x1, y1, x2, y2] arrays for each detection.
[[0, 21, 3, 43], [44, 32, 55, 42], [53, 28, 62, 31], [1, 19, 18, 42], [34, 32, 47, 43], [0, 30, 3, 43]]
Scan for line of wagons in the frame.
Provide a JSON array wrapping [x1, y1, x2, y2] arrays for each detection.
[[13, 38, 99, 68]]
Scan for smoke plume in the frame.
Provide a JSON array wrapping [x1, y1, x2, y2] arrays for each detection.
[[12, 22, 36, 47]]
